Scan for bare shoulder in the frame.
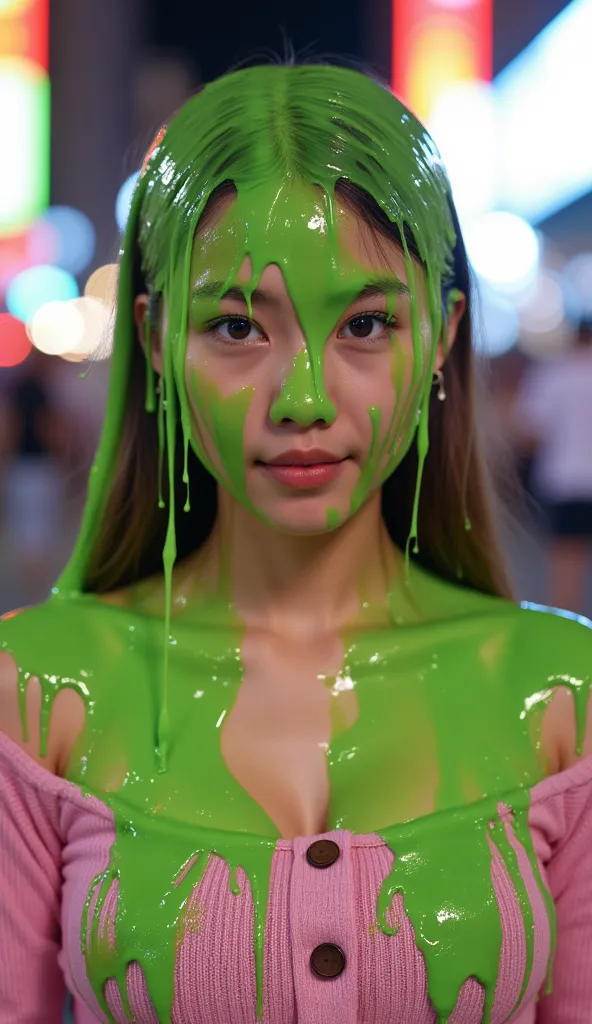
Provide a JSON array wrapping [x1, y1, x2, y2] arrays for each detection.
[[0, 610, 85, 777], [516, 602, 592, 773]]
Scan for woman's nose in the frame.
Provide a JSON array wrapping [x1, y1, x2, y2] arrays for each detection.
[[269, 347, 336, 427]]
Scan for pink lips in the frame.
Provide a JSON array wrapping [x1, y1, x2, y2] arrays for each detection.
[[258, 449, 348, 489]]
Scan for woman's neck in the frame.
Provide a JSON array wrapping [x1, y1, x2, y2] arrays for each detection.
[[194, 490, 403, 637]]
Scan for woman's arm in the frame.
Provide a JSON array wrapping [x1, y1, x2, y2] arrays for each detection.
[[0, 656, 67, 1023], [536, 658, 592, 1021], [534, 763, 592, 1023]]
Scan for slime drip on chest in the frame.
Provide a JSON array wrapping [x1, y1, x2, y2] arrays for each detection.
[[3, 65, 591, 1022], [2, 584, 592, 1021]]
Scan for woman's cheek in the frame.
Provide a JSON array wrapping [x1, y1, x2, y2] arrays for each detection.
[[186, 364, 258, 503]]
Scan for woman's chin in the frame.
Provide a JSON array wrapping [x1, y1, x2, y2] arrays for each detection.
[[254, 500, 348, 536]]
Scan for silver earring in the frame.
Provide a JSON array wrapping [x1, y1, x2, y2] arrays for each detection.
[[430, 368, 444, 399], [433, 369, 446, 402]]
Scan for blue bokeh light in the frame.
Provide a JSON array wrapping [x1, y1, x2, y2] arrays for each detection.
[[6, 265, 79, 323], [115, 172, 140, 233], [40, 206, 96, 276]]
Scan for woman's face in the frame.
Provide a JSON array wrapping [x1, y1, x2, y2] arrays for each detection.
[[169, 183, 463, 534]]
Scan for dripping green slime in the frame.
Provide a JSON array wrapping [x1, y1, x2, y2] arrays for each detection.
[[2, 65, 591, 1023]]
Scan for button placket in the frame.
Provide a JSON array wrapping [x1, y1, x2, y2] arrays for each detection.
[[290, 831, 358, 1024]]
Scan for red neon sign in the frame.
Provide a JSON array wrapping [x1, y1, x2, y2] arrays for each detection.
[[392, 0, 493, 122], [0, 0, 48, 68]]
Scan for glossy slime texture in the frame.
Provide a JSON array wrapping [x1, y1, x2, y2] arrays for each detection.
[[2, 65, 591, 1022], [3, 592, 592, 1022]]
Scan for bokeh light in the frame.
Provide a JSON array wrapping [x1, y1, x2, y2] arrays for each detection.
[[408, 26, 477, 124], [115, 171, 140, 232], [0, 57, 50, 237], [429, 81, 497, 225], [0, 0, 32, 12], [563, 253, 592, 317], [517, 272, 565, 335], [30, 300, 85, 355], [464, 212, 540, 292], [39, 206, 96, 275], [0, 312, 32, 367], [84, 262, 118, 305], [69, 296, 111, 357], [473, 277, 519, 357], [518, 321, 574, 359], [6, 264, 79, 322], [29, 295, 111, 359], [26, 217, 58, 265], [60, 349, 88, 363], [433, 0, 480, 7]]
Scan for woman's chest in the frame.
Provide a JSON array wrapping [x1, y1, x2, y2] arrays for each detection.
[[67, 617, 544, 841]]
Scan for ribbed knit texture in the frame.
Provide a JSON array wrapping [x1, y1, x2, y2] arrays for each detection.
[[1, 732, 591, 1023]]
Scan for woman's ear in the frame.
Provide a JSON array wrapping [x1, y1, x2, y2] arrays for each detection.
[[134, 292, 163, 375], [435, 288, 466, 371]]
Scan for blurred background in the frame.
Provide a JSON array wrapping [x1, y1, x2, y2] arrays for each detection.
[[1, 0, 592, 617]]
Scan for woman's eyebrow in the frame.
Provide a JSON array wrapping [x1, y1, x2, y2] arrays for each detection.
[[193, 282, 276, 304], [193, 275, 410, 305], [350, 277, 411, 302]]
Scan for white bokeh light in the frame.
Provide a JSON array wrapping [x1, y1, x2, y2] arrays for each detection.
[[495, 0, 592, 222], [464, 212, 540, 292], [473, 277, 519, 357], [30, 301, 85, 355], [69, 296, 111, 357], [29, 296, 113, 359], [429, 81, 497, 226]]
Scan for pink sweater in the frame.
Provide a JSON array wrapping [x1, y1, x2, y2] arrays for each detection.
[[1, 731, 592, 1024]]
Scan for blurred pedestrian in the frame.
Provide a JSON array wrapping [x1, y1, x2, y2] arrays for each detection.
[[0, 351, 68, 598], [515, 319, 592, 614]]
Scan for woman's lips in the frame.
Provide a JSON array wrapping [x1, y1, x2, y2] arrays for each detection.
[[258, 458, 348, 489]]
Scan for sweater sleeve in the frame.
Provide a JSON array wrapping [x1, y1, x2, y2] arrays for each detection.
[[534, 765, 592, 1023], [0, 743, 67, 1023]]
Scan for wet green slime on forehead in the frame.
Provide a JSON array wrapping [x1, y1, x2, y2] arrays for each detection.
[[3, 64, 591, 1022]]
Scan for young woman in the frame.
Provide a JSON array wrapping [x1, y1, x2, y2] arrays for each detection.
[[1, 63, 591, 1024]]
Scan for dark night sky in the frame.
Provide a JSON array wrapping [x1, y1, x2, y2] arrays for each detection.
[[149, 0, 367, 85], [149, 0, 574, 84]]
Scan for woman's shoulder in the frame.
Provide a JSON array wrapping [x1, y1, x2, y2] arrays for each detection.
[[0, 597, 124, 776], [0, 639, 82, 777], [418, 584, 592, 773], [511, 600, 592, 671], [511, 602, 592, 772]]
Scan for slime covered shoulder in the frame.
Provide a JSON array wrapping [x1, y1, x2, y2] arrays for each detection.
[[1, 592, 592, 1022]]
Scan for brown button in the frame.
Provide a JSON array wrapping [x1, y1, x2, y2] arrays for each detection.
[[310, 943, 346, 979], [306, 839, 340, 869]]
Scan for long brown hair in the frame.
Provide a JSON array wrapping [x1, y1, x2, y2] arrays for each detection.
[[83, 173, 512, 599]]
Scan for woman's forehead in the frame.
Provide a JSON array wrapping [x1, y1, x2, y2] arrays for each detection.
[[192, 182, 410, 282]]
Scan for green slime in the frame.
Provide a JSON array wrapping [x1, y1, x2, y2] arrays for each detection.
[[2, 65, 592, 1022], [3, 586, 592, 1021]]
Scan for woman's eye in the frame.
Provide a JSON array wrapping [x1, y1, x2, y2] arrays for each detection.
[[207, 316, 264, 344], [342, 312, 396, 341]]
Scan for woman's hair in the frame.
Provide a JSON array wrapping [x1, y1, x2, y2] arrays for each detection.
[[77, 62, 513, 600]]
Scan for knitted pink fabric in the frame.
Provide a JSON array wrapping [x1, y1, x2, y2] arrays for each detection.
[[1, 732, 591, 1023]]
